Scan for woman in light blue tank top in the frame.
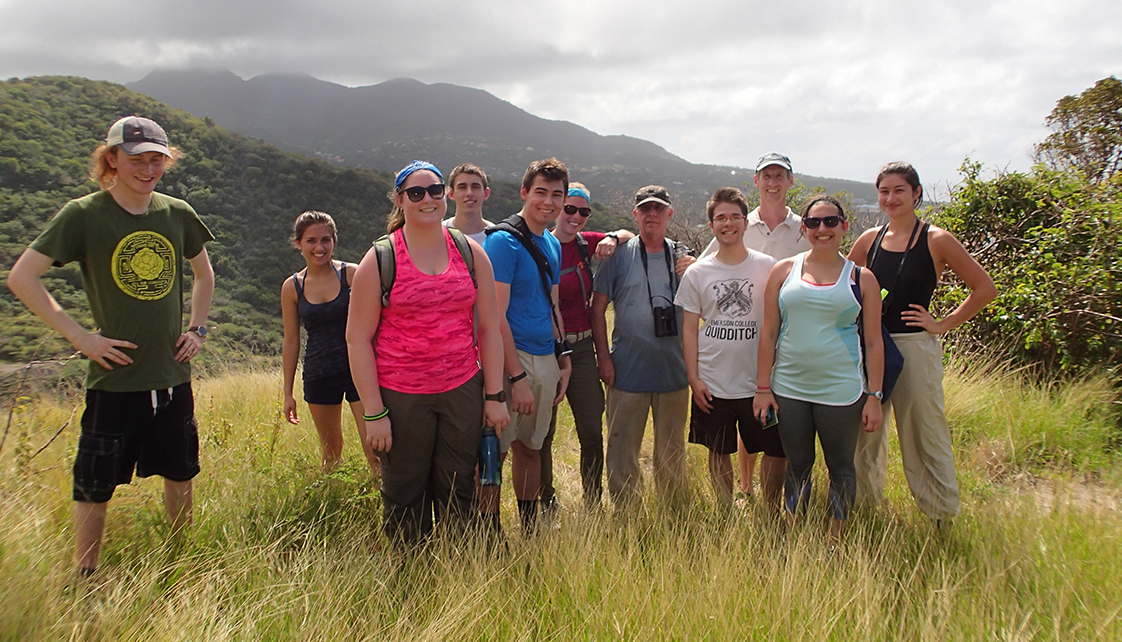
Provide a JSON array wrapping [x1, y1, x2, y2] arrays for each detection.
[[754, 195, 885, 550]]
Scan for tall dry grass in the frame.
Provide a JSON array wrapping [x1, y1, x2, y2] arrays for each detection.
[[0, 362, 1119, 640]]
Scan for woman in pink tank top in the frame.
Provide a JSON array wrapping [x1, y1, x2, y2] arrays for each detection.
[[347, 161, 509, 547]]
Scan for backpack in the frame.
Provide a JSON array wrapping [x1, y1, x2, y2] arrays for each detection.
[[558, 233, 594, 310], [852, 265, 905, 402], [373, 227, 476, 307]]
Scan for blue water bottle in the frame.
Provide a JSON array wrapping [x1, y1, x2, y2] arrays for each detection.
[[479, 425, 501, 486]]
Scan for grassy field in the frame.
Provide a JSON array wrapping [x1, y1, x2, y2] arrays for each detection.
[[0, 360, 1119, 640]]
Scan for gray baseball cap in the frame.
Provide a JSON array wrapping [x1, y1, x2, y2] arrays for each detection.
[[755, 152, 792, 173], [634, 185, 672, 207], [106, 116, 172, 157]]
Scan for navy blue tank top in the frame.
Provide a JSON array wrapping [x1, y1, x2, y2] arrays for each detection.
[[295, 262, 351, 381], [868, 222, 937, 334]]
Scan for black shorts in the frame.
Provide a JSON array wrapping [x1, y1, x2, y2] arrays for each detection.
[[73, 382, 200, 503], [303, 369, 360, 405], [689, 396, 785, 457]]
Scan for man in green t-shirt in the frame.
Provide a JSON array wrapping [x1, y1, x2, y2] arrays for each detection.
[[6, 116, 215, 579]]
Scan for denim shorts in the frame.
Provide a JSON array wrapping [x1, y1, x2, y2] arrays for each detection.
[[73, 382, 199, 503]]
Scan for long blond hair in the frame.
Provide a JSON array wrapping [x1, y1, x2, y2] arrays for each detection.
[[88, 144, 181, 190]]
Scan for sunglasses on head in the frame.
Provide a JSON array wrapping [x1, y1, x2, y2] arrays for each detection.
[[564, 204, 592, 218], [402, 184, 446, 202], [802, 215, 844, 229]]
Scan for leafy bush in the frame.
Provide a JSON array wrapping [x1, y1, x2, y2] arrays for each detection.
[[933, 161, 1121, 375]]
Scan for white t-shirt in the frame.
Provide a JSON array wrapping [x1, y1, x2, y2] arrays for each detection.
[[675, 250, 776, 399], [700, 207, 809, 260], [442, 216, 492, 245]]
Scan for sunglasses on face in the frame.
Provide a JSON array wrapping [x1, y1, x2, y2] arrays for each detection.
[[802, 215, 844, 229], [402, 184, 446, 202], [637, 203, 667, 215], [564, 204, 592, 217]]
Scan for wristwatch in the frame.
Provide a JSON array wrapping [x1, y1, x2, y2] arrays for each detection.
[[485, 390, 506, 403], [605, 232, 620, 243], [188, 325, 208, 339], [870, 390, 884, 401]]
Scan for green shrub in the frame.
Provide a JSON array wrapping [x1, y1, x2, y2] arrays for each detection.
[[933, 162, 1121, 376]]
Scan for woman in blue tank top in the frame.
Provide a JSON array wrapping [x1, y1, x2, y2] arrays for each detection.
[[281, 211, 380, 473], [848, 163, 996, 524], [755, 195, 885, 550]]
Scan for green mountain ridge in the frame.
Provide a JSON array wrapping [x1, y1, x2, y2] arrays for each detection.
[[0, 76, 402, 362], [127, 69, 878, 213], [0, 74, 866, 366], [0, 76, 631, 364]]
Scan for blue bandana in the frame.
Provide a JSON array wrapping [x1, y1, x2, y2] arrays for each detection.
[[395, 160, 443, 191], [567, 186, 591, 203]]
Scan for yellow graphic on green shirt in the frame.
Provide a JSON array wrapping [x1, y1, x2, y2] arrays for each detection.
[[112, 231, 176, 301]]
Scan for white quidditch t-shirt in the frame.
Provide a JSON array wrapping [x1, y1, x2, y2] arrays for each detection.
[[675, 250, 776, 399]]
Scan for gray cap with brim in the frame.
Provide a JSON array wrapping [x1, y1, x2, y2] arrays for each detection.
[[106, 116, 172, 157], [755, 152, 792, 173], [634, 185, 672, 207]]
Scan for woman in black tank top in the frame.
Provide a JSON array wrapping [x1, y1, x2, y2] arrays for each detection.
[[847, 163, 996, 523], [281, 211, 380, 474]]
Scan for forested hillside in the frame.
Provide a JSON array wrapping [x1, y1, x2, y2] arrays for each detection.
[[0, 76, 401, 362], [0, 76, 631, 364]]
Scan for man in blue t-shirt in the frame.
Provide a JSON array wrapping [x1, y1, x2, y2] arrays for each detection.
[[482, 157, 572, 535], [591, 185, 690, 512]]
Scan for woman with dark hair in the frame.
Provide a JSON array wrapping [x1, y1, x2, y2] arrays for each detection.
[[281, 211, 379, 473], [848, 162, 995, 524], [755, 195, 884, 548], [346, 161, 509, 546]]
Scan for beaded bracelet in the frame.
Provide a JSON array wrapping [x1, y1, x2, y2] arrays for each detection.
[[363, 407, 390, 421]]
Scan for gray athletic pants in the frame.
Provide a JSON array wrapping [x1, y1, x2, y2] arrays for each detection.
[[776, 394, 865, 521]]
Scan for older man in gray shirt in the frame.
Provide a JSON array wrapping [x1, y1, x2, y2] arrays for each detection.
[[591, 185, 689, 512]]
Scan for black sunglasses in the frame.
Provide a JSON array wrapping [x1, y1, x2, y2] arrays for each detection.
[[402, 184, 446, 202], [564, 204, 592, 218], [802, 215, 843, 229]]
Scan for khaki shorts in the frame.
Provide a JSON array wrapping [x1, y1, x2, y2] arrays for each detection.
[[501, 350, 561, 452]]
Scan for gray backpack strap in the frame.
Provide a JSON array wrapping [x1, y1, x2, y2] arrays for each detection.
[[375, 229, 476, 307], [373, 234, 395, 308], [574, 232, 592, 274], [447, 227, 477, 289]]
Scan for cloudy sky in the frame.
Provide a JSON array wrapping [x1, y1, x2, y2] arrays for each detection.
[[2, 0, 1119, 193]]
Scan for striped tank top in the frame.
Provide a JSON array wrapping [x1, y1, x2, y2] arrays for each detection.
[[772, 253, 864, 406]]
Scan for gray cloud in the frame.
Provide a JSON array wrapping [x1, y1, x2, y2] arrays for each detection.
[[2, 0, 1120, 191]]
